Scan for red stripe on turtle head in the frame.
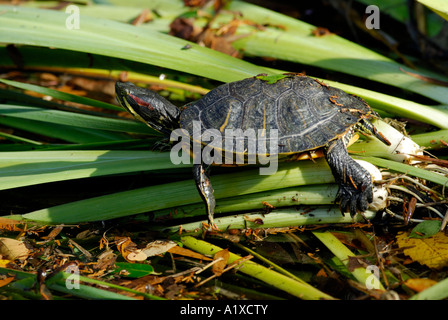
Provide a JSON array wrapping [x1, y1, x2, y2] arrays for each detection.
[[129, 94, 154, 110]]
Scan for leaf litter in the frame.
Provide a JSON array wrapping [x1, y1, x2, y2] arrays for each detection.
[[2, 160, 448, 300], [0, 0, 448, 301]]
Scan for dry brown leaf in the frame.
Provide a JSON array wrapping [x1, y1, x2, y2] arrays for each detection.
[[169, 17, 197, 41], [0, 237, 29, 260], [396, 231, 448, 269], [0, 276, 15, 288], [41, 225, 64, 241], [404, 278, 438, 292], [94, 248, 117, 271], [316, 268, 328, 278], [131, 9, 153, 26], [56, 85, 87, 96], [116, 237, 142, 263], [183, 0, 208, 7], [212, 249, 229, 276], [167, 245, 213, 261], [347, 256, 367, 272], [142, 240, 178, 257], [0, 217, 22, 232], [126, 250, 147, 262], [68, 239, 92, 260], [69, 77, 115, 97]]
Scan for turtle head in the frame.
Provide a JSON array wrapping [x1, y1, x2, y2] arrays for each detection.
[[115, 81, 181, 135]]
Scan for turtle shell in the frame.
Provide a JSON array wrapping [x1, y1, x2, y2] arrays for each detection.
[[179, 74, 375, 156]]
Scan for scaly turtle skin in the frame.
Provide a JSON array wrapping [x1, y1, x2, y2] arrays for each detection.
[[115, 74, 390, 229]]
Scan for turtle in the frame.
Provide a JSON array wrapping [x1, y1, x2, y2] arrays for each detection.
[[115, 73, 390, 229]]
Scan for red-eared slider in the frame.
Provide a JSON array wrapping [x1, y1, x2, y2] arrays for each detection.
[[115, 74, 390, 229]]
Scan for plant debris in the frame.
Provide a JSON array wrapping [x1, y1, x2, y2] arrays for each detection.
[[0, 0, 447, 302]]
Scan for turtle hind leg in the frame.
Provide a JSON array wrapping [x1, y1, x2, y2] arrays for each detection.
[[193, 163, 217, 230], [325, 138, 373, 217]]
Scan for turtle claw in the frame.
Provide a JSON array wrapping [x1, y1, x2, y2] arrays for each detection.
[[337, 179, 373, 218], [202, 221, 220, 232]]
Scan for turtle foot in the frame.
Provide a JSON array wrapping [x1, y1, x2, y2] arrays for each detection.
[[337, 176, 373, 218], [202, 221, 220, 232], [326, 139, 374, 218]]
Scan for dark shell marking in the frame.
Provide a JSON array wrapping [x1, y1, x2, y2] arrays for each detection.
[[180, 75, 374, 155]]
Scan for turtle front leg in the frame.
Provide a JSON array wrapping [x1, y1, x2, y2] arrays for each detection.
[[193, 163, 217, 230], [325, 139, 373, 217]]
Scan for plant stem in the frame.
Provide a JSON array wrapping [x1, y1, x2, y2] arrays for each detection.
[[312, 231, 385, 291], [181, 236, 336, 300], [158, 208, 377, 235]]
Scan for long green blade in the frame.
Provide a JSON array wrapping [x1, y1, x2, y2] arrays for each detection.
[[0, 150, 187, 190], [0, 104, 152, 134], [17, 0, 447, 104], [0, 78, 121, 111], [18, 160, 335, 224], [0, 5, 268, 83]]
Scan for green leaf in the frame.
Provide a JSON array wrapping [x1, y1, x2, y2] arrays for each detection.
[[114, 262, 154, 278], [418, 0, 448, 21], [0, 5, 268, 83], [409, 220, 442, 238], [0, 150, 185, 191], [17, 160, 336, 224], [0, 78, 121, 111], [0, 115, 128, 144], [313, 231, 385, 290], [0, 104, 152, 134], [256, 73, 288, 84]]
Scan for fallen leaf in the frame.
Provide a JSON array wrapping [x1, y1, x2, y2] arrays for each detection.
[[41, 225, 64, 241], [56, 85, 87, 96], [347, 256, 367, 272], [316, 268, 328, 278], [404, 278, 438, 292], [94, 248, 117, 271], [116, 237, 141, 263], [131, 9, 153, 26], [0, 218, 22, 232], [167, 245, 213, 261], [69, 77, 115, 97], [184, 0, 208, 7], [409, 220, 441, 238], [0, 276, 15, 288], [114, 262, 154, 278], [212, 249, 229, 276], [0, 237, 29, 260], [142, 240, 178, 257], [126, 250, 147, 262], [396, 231, 448, 269], [68, 239, 92, 260], [169, 17, 197, 41]]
